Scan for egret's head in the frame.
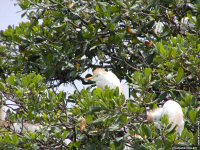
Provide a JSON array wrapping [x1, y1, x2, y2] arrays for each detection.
[[147, 108, 163, 122], [85, 68, 107, 82]]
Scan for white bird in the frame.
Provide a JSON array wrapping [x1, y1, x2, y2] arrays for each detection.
[[85, 68, 123, 95], [0, 105, 6, 121], [11, 122, 42, 133], [0, 105, 42, 132], [147, 100, 184, 136]]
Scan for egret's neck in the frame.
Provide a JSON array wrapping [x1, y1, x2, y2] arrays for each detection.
[[147, 108, 163, 122]]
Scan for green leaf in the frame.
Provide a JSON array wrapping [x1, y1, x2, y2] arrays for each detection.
[[62, 131, 69, 140], [4, 135, 11, 144], [133, 71, 142, 83], [111, 15, 121, 23], [183, 95, 193, 106], [6, 75, 16, 86], [165, 139, 173, 149], [115, 0, 126, 8], [189, 109, 197, 124], [109, 23, 116, 31], [73, 141, 81, 148], [110, 6, 120, 13], [30, 133, 37, 140], [3, 27, 14, 37], [86, 115, 93, 124], [92, 117, 106, 125], [95, 4, 102, 14], [35, 74, 43, 83], [89, 106, 105, 114], [187, 11, 196, 24], [22, 76, 29, 87], [144, 68, 152, 80], [43, 113, 48, 122], [12, 134, 19, 145], [127, 102, 140, 113], [93, 88, 103, 98], [144, 68, 152, 83], [18, 0, 30, 10], [161, 114, 169, 125], [175, 67, 184, 83], [119, 114, 127, 125], [157, 43, 167, 57], [166, 123, 176, 135], [58, 91, 66, 100], [153, 103, 158, 109], [15, 89, 23, 98], [141, 124, 151, 137], [87, 24, 95, 33], [0, 81, 6, 91]]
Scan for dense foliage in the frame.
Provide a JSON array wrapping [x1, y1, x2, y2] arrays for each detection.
[[0, 0, 199, 149]]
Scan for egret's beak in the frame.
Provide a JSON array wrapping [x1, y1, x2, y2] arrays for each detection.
[[85, 76, 94, 81]]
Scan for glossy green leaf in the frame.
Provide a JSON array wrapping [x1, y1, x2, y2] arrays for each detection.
[[161, 114, 170, 125], [141, 124, 151, 137], [144, 68, 152, 81], [175, 67, 184, 83], [157, 43, 167, 57], [189, 109, 197, 124], [62, 131, 69, 140]]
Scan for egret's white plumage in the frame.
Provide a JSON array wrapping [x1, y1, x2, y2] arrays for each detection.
[[86, 68, 123, 94], [0, 105, 42, 132], [12, 122, 42, 132], [0, 105, 6, 121], [147, 100, 184, 135]]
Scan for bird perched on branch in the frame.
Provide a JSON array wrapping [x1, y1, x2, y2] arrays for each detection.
[[0, 105, 42, 132], [85, 68, 123, 95], [0, 105, 6, 122], [147, 100, 184, 136]]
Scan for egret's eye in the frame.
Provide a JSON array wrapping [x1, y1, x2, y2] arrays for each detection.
[[94, 74, 99, 78]]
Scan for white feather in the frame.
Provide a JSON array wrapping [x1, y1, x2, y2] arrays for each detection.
[[148, 100, 184, 135], [162, 100, 184, 135], [90, 68, 123, 94], [0, 106, 6, 121]]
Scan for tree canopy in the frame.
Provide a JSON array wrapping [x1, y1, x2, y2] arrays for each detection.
[[0, 0, 199, 149]]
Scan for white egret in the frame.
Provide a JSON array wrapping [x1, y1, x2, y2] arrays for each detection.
[[0, 105, 42, 132], [85, 68, 123, 95], [147, 100, 184, 135], [0, 105, 6, 121]]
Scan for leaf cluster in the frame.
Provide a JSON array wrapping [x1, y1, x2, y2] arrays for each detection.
[[0, 0, 199, 149]]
